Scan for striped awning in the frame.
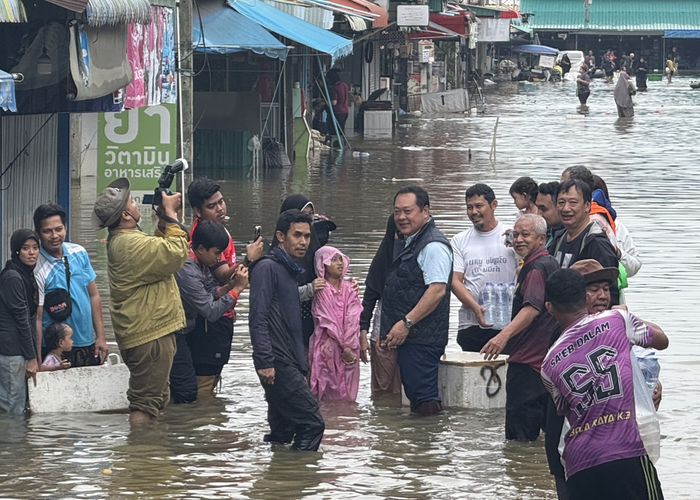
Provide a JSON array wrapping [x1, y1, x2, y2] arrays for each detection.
[[229, 0, 353, 63], [45, 0, 88, 13], [85, 0, 151, 25]]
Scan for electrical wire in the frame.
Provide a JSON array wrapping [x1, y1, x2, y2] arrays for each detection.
[[0, 112, 56, 190]]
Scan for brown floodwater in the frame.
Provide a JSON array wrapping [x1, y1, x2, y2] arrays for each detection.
[[2, 75, 699, 499]]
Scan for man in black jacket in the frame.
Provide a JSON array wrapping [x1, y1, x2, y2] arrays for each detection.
[[551, 179, 620, 304], [248, 210, 324, 451]]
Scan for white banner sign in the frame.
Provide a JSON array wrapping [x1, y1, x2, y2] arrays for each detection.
[[397, 5, 429, 27], [539, 55, 555, 68], [478, 18, 511, 42]]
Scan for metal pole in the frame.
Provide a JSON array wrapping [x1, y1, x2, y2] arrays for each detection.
[[176, 0, 193, 221]]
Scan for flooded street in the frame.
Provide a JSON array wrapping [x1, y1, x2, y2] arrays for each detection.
[[2, 75, 699, 498]]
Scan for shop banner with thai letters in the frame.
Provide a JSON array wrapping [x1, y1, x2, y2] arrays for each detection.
[[97, 103, 177, 202]]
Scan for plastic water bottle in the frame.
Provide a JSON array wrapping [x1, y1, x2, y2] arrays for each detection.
[[479, 282, 495, 326], [637, 353, 661, 397], [506, 283, 515, 322], [494, 283, 507, 329]]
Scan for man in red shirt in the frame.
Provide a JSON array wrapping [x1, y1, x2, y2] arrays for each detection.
[[327, 69, 350, 137], [186, 178, 264, 393], [481, 214, 560, 440]]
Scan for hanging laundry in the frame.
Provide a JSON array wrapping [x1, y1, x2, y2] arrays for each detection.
[[145, 8, 163, 105], [124, 6, 175, 109], [0, 71, 18, 112], [160, 7, 177, 104], [0, 0, 27, 22], [125, 23, 147, 108]]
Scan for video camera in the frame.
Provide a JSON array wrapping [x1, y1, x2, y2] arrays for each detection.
[[143, 158, 189, 207]]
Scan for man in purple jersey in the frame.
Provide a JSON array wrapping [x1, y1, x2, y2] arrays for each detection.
[[542, 269, 668, 500]]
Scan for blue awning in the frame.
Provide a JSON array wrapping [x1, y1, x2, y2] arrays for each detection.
[[192, 0, 289, 60], [227, 0, 353, 64], [513, 44, 558, 56], [664, 30, 700, 39]]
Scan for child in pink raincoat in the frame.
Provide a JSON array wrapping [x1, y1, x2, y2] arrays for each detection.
[[309, 246, 363, 401]]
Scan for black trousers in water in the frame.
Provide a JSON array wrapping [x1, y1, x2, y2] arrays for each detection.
[[567, 455, 664, 500], [169, 333, 198, 404], [505, 362, 548, 441], [396, 343, 445, 411], [262, 363, 325, 451]]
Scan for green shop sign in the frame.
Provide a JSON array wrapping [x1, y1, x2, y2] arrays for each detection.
[[97, 103, 177, 202]]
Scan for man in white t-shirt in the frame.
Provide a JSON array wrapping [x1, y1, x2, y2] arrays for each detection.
[[451, 184, 518, 352]]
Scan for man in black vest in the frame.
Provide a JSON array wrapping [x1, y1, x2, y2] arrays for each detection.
[[381, 186, 452, 416], [482, 214, 560, 441]]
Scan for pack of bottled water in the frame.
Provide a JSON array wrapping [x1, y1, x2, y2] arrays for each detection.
[[479, 282, 515, 330]]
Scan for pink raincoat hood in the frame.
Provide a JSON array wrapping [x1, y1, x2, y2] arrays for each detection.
[[314, 246, 349, 280]]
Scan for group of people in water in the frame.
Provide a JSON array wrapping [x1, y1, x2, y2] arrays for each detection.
[[1, 161, 666, 499], [576, 47, 682, 116]]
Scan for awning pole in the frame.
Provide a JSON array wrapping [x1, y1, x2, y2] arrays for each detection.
[[317, 55, 344, 153]]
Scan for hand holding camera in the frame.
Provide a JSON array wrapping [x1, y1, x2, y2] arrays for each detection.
[[160, 191, 182, 220], [229, 264, 249, 294]]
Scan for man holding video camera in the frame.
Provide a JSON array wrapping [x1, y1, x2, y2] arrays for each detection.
[[93, 177, 189, 425]]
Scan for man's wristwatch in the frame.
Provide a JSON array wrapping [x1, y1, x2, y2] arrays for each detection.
[[402, 316, 414, 330]]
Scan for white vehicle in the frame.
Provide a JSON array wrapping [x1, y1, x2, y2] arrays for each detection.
[[557, 50, 585, 79]]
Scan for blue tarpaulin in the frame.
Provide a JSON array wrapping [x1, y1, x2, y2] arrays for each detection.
[[512, 44, 558, 56], [227, 0, 353, 64], [192, 0, 288, 59], [664, 30, 700, 39]]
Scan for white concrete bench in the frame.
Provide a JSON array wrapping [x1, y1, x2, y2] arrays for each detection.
[[402, 351, 508, 409], [28, 354, 129, 414]]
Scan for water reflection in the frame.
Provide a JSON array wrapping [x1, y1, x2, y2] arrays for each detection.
[[614, 117, 635, 133], [2, 76, 699, 498]]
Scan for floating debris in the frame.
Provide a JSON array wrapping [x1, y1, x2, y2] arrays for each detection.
[[382, 177, 425, 182]]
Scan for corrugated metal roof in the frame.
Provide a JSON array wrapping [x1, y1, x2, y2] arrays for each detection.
[[522, 0, 700, 31]]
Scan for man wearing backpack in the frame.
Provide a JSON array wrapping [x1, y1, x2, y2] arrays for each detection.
[[33, 204, 108, 367], [551, 179, 619, 304]]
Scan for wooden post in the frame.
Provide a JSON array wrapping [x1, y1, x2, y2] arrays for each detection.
[[489, 116, 499, 162]]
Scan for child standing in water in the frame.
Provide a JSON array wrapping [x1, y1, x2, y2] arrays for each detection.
[[41, 322, 73, 370], [309, 246, 363, 401]]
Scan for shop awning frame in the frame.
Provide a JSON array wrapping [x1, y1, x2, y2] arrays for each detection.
[[512, 44, 557, 55], [193, 0, 289, 59], [408, 21, 465, 41], [228, 0, 353, 63], [664, 30, 700, 39]]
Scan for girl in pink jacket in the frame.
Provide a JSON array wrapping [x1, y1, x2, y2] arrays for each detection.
[[309, 246, 363, 401]]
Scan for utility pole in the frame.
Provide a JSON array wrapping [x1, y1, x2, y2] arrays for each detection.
[[177, 0, 193, 200]]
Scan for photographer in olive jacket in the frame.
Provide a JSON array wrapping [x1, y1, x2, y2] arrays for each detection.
[[93, 178, 189, 426]]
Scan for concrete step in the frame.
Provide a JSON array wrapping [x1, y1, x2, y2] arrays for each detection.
[[28, 355, 129, 414]]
